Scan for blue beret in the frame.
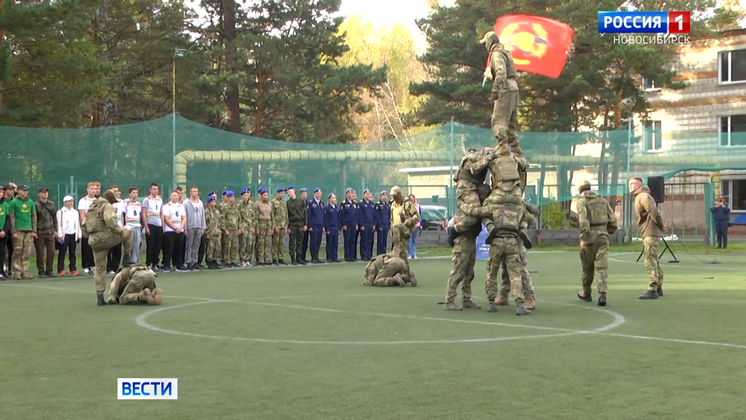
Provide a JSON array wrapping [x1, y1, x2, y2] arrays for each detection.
[[363, 189, 371, 194], [258, 187, 267, 194], [380, 190, 387, 195], [208, 191, 216, 196], [314, 188, 321, 193], [222, 190, 227, 196], [276, 187, 285, 193], [300, 188, 307, 192], [287, 186, 295, 190], [225, 190, 235, 197], [328, 193, 334, 199], [241, 187, 250, 195], [345, 188, 353, 193], [207, 196, 216, 203]]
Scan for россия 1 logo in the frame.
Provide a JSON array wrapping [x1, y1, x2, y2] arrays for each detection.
[[598, 11, 690, 33], [598, 11, 690, 44]]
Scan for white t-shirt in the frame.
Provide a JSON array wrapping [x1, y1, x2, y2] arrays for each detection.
[[124, 199, 142, 228], [77, 196, 95, 212], [113, 199, 126, 226], [162, 201, 185, 233], [142, 195, 163, 226]]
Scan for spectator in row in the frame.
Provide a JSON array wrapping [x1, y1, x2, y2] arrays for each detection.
[[56, 195, 81, 276]]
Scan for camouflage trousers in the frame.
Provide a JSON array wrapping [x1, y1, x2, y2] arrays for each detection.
[[445, 232, 477, 303], [363, 257, 406, 286], [454, 181, 491, 233], [108, 268, 157, 304], [221, 230, 238, 264], [500, 240, 534, 297], [391, 223, 412, 274], [205, 231, 222, 261], [491, 88, 520, 154], [271, 226, 287, 261], [642, 236, 664, 291], [238, 230, 254, 262], [485, 236, 525, 303], [288, 223, 304, 257], [256, 220, 272, 264], [11, 231, 34, 278], [580, 237, 609, 295], [90, 228, 134, 294]]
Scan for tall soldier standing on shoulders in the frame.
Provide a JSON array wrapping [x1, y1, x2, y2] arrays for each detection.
[[286, 186, 308, 265], [629, 177, 666, 299], [480, 31, 522, 156], [84, 189, 135, 306], [575, 181, 617, 306]]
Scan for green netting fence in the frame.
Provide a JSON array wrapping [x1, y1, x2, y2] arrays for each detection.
[[2, 115, 746, 245]]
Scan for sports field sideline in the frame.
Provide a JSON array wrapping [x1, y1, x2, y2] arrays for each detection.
[[3, 249, 746, 419]]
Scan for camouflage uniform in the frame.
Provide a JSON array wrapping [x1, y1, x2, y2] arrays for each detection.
[[219, 200, 240, 266], [7, 192, 37, 280], [238, 196, 256, 266], [449, 149, 495, 241], [255, 195, 274, 265], [576, 183, 617, 305], [389, 186, 420, 281], [204, 200, 222, 268], [83, 190, 134, 306], [480, 31, 521, 156], [631, 184, 665, 299], [484, 200, 531, 315], [363, 251, 409, 287], [443, 217, 482, 310], [497, 199, 540, 309], [107, 264, 162, 305], [286, 193, 308, 265], [271, 195, 289, 264], [482, 152, 532, 248]]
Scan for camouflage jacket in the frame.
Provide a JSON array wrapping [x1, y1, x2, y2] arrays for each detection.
[[390, 199, 419, 234], [219, 201, 239, 231], [85, 198, 124, 236], [205, 205, 221, 235], [238, 199, 256, 232], [286, 197, 307, 225], [577, 191, 618, 243], [272, 197, 288, 228]]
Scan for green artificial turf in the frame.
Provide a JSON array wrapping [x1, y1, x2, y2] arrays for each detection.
[[2, 250, 746, 419]]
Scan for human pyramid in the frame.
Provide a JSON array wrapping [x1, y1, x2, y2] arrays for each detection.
[[362, 31, 541, 315]]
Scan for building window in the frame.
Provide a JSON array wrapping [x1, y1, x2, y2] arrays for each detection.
[[719, 49, 746, 84], [643, 121, 662, 151], [719, 115, 746, 147], [642, 77, 659, 91], [720, 180, 746, 211]]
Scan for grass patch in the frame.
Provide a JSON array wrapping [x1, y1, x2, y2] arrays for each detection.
[[2, 251, 746, 419]]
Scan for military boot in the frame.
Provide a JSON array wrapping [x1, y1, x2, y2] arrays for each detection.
[[122, 256, 136, 267], [495, 295, 510, 306], [312, 254, 323, 264], [291, 254, 298, 265], [279, 258, 287, 266], [108, 297, 119, 305], [272, 259, 279, 266], [657, 286, 664, 297], [515, 302, 531, 316], [389, 273, 405, 287], [639, 290, 659, 299], [443, 301, 463, 311], [495, 142, 511, 156], [577, 290, 592, 302], [298, 257, 307, 265], [524, 295, 536, 310], [487, 301, 497, 312], [408, 273, 417, 287], [518, 229, 533, 249], [484, 224, 499, 246], [97, 293, 108, 306], [461, 300, 481, 309], [598, 293, 607, 307]]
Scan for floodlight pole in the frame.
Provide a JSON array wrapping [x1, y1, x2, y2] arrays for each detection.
[[172, 51, 177, 191]]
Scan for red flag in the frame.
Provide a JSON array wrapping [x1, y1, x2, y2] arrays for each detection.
[[492, 15, 574, 78]]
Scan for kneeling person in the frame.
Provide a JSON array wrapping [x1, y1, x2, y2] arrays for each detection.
[[363, 247, 416, 287], [107, 264, 163, 305]]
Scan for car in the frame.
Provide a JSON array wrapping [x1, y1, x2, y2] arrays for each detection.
[[419, 205, 448, 230]]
